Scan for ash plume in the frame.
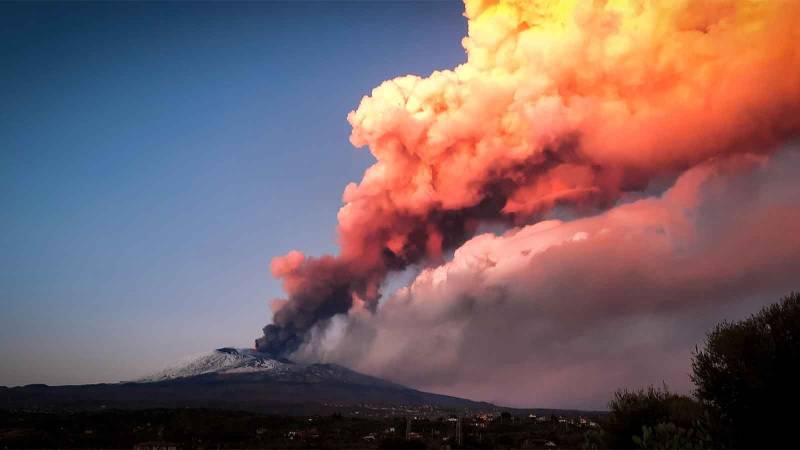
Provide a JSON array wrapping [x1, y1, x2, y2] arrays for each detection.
[[294, 150, 800, 408], [256, 0, 800, 356]]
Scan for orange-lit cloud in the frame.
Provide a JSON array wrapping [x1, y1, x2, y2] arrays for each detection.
[[295, 150, 800, 408], [258, 0, 800, 358]]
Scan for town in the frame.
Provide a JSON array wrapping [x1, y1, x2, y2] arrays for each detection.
[[0, 407, 604, 449]]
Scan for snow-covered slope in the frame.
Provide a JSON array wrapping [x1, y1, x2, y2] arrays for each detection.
[[138, 348, 293, 382], [5, 347, 498, 414], [136, 347, 398, 388]]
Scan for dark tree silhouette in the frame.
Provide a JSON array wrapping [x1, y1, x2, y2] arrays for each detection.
[[692, 292, 800, 449], [603, 385, 704, 449]]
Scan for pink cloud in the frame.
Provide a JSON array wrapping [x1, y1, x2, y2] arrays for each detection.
[[294, 150, 800, 408], [257, 0, 800, 364]]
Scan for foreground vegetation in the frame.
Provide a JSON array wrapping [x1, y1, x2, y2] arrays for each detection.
[[597, 292, 800, 449]]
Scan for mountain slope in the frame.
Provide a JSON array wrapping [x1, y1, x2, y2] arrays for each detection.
[[1, 348, 494, 415], [137, 347, 293, 382], [136, 348, 402, 388]]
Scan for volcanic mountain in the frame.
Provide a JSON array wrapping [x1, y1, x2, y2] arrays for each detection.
[[0, 348, 495, 414]]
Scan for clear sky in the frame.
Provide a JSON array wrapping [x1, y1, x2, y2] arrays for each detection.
[[0, 1, 466, 386]]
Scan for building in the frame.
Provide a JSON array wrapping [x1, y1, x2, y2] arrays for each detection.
[[133, 442, 178, 450]]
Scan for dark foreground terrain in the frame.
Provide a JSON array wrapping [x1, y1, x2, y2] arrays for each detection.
[[0, 408, 603, 449]]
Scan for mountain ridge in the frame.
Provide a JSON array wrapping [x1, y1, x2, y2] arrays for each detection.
[[0, 348, 496, 415]]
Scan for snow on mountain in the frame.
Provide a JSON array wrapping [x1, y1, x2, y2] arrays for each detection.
[[138, 347, 293, 382], [6, 347, 497, 413], [135, 347, 407, 390]]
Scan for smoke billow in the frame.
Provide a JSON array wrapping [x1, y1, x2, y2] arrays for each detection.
[[293, 150, 800, 408], [256, 0, 800, 357]]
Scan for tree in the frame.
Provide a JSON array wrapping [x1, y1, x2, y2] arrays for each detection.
[[691, 292, 800, 448], [603, 385, 706, 449]]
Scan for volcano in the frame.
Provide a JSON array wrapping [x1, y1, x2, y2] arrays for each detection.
[[0, 348, 495, 415]]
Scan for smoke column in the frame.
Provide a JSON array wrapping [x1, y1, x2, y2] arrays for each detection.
[[256, 0, 800, 356]]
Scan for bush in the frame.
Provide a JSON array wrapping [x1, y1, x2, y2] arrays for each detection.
[[601, 292, 800, 449], [631, 421, 713, 450], [603, 385, 706, 449], [691, 292, 800, 448]]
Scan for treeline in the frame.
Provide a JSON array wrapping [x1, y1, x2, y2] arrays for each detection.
[[589, 292, 800, 449]]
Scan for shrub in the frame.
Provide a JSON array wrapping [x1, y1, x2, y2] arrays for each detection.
[[603, 385, 705, 449], [691, 292, 800, 448]]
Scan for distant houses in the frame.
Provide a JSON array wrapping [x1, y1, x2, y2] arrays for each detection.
[[133, 442, 178, 450]]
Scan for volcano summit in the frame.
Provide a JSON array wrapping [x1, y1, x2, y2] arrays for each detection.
[[1, 348, 494, 415]]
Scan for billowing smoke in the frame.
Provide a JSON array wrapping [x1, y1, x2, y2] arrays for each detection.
[[295, 150, 800, 408], [257, 0, 800, 356]]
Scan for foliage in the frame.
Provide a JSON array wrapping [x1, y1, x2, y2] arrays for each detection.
[[603, 385, 705, 449], [582, 428, 605, 450], [631, 417, 714, 450], [691, 292, 800, 448]]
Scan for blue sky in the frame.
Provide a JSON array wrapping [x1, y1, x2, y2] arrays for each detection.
[[0, 1, 466, 386]]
